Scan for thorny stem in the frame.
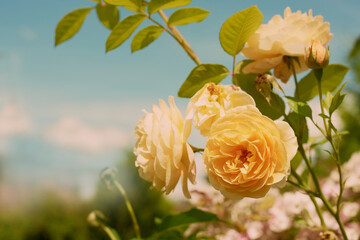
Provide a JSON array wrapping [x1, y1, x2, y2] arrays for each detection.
[[289, 65, 348, 239], [331, 137, 344, 218], [315, 69, 328, 132], [287, 179, 319, 198], [314, 69, 347, 239], [157, 10, 202, 65], [289, 170, 325, 228], [298, 146, 348, 240], [290, 61, 305, 141]]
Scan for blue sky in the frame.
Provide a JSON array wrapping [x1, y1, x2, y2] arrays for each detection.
[[1, 0, 359, 199]]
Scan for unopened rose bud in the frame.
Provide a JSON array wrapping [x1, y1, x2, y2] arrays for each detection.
[[305, 40, 330, 69]]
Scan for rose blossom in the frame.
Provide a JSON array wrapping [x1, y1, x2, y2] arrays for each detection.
[[203, 105, 297, 199], [185, 82, 255, 136], [134, 96, 196, 198], [241, 7, 332, 83]]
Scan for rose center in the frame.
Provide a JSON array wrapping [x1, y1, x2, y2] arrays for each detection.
[[207, 84, 224, 103], [225, 148, 253, 174]]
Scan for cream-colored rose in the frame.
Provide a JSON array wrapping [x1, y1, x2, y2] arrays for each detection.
[[185, 82, 255, 137], [241, 7, 332, 83], [203, 105, 297, 199], [134, 96, 196, 198]]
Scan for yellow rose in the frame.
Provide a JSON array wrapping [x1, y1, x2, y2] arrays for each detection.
[[241, 7, 332, 83], [134, 96, 196, 198], [185, 83, 255, 137], [203, 105, 297, 199]]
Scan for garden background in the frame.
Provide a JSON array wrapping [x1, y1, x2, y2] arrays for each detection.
[[1, 0, 360, 239]]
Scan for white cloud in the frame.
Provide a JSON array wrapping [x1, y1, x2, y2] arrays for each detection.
[[45, 117, 132, 153], [0, 104, 31, 137], [19, 27, 38, 41]]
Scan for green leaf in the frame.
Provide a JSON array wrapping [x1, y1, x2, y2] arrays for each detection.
[[235, 73, 285, 120], [234, 59, 253, 75], [168, 7, 210, 26], [106, 13, 146, 52], [178, 64, 229, 98], [156, 208, 222, 231], [296, 64, 350, 101], [318, 113, 329, 119], [291, 153, 302, 171], [131, 25, 163, 52], [323, 91, 333, 110], [348, 37, 360, 59], [148, 0, 191, 15], [146, 230, 184, 240], [96, 4, 120, 29], [104, 0, 142, 12], [329, 83, 347, 116], [55, 8, 93, 46], [286, 97, 312, 119], [219, 6, 263, 56], [286, 112, 309, 143]]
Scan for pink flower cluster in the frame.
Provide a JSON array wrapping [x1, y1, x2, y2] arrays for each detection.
[[185, 152, 360, 240]]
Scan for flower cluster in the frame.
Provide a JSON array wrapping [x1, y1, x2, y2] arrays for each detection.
[[134, 83, 297, 200], [241, 7, 332, 83], [186, 150, 360, 240]]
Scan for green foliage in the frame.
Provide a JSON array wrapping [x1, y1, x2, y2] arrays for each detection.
[[291, 153, 303, 171], [55, 7, 93, 46], [286, 112, 309, 143], [150, 230, 184, 240], [339, 95, 360, 162], [219, 6, 263, 56], [0, 150, 173, 240], [286, 97, 312, 119], [106, 13, 147, 52], [168, 7, 210, 26], [131, 25, 163, 52], [348, 36, 360, 85], [104, 0, 142, 12], [104, 226, 122, 240], [235, 73, 285, 120], [148, 0, 191, 15], [96, 3, 120, 29], [329, 83, 346, 116], [146, 208, 223, 239], [348, 37, 360, 59], [338, 37, 360, 163], [92, 151, 173, 239], [156, 208, 222, 231], [178, 64, 229, 98], [295, 64, 349, 101]]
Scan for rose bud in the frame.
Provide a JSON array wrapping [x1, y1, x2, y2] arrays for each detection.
[[305, 39, 330, 69]]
